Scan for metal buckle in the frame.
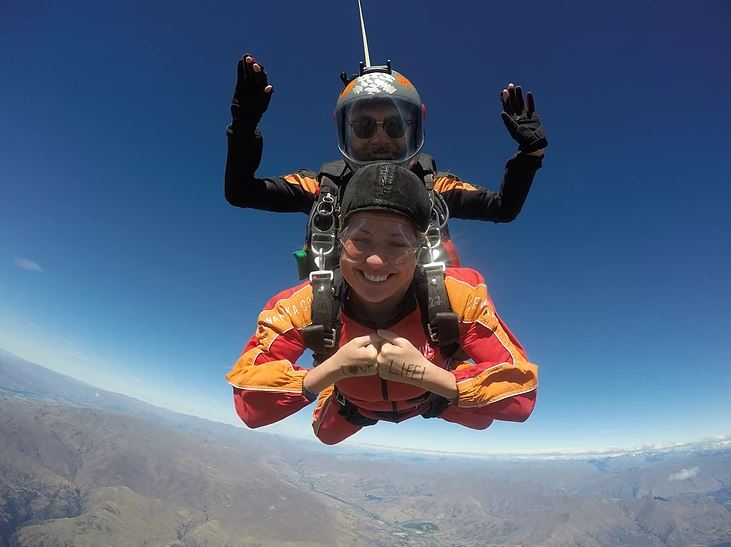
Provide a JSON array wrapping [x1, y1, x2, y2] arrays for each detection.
[[309, 270, 334, 282], [322, 328, 337, 348], [309, 270, 334, 296], [310, 233, 336, 270], [316, 193, 336, 216], [334, 387, 347, 405], [310, 233, 336, 256], [421, 261, 446, 275], [427, 323, 439, 342], [425, 224, 443, 263]]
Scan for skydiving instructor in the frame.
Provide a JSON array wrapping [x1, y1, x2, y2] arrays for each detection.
[[224, 53, 548, 267]]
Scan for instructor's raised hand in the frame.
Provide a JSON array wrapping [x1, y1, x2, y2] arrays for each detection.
[[500, 83, 548, 155], [230, 53, 274, 131]]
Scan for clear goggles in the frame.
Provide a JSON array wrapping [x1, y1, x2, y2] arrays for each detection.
[[339, 216, 423, 265]]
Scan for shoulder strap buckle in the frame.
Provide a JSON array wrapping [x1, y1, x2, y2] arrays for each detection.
[[303, 269, 340, 353], [421, 261, 446, 275], [322, 328, 337, 348], [309, 269, 334, 294]]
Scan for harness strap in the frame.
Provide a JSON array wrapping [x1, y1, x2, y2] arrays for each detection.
[[416, 153, 437, 179], [420, 394, 451, 419], [418, 153, 436, 194], [310, 176, 339, 270], [424, 171, 434, 191], [334, 387, 379, 426], [297, 162, 351, 280], [302, 269, 342, 364], [334, 387, 450, 424], [302, 154, 459, 414], [417, 263, 461, 361]]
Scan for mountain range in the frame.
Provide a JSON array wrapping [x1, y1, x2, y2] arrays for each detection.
[[1, 348, 730, 546]]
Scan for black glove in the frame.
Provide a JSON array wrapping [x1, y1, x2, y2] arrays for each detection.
[[500, 85, 548, 153], [230, 53, 273, 133]]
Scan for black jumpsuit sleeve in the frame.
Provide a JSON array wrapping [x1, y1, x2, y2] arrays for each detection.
[[435, 152, 543, 222], [224, 124, 317, 214]]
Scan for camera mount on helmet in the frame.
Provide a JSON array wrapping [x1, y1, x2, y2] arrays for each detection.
[[340, 60, 393, 87]]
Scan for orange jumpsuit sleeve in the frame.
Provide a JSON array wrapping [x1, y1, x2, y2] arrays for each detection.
[[445, 269, 538, 421], [225, 283, 315, 428]]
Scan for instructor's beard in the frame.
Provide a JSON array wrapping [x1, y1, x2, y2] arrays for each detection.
[[354, 140, 407, 162]]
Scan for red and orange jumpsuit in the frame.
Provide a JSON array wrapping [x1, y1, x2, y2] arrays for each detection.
[[226, 267, 538, 445]]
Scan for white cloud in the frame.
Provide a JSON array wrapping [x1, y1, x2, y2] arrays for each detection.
[[13, 257, 44, 272], [668, 467, 700, 481], [66, 349, 89, 361]]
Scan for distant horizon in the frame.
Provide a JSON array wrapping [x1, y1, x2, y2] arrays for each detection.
[[3, 344, 728, 459]]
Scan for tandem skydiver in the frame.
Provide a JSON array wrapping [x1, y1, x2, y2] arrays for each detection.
[[224, 53, 548, 268], [226, 162, 539, 444]]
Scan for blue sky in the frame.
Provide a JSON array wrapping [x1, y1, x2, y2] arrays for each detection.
[[1, 0, 729, 454]]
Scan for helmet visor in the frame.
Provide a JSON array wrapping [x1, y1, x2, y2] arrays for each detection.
[[336, 97, 423, 167]]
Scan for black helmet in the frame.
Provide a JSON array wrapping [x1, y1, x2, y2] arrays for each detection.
[[334, 66, 424, 171]]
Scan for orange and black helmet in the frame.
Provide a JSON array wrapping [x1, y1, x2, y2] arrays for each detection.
[[334, 64, 425, 171]]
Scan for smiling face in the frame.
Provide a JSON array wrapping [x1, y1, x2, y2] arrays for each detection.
[[347, 102, 409, 162], [339, 211, 420, 321]]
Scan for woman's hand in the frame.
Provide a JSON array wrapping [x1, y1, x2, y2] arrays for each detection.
[[303, 334, 380, 396], [375, 329, 431, 384], [376, 329, 458, 400]]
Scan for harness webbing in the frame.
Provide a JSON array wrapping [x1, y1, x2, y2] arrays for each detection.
[[302, 270, 342, 365], [415, 264, 461, 362], [299, 155, 461, 422]]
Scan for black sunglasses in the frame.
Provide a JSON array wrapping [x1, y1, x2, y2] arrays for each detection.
[[349, 116, 409, 139]]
